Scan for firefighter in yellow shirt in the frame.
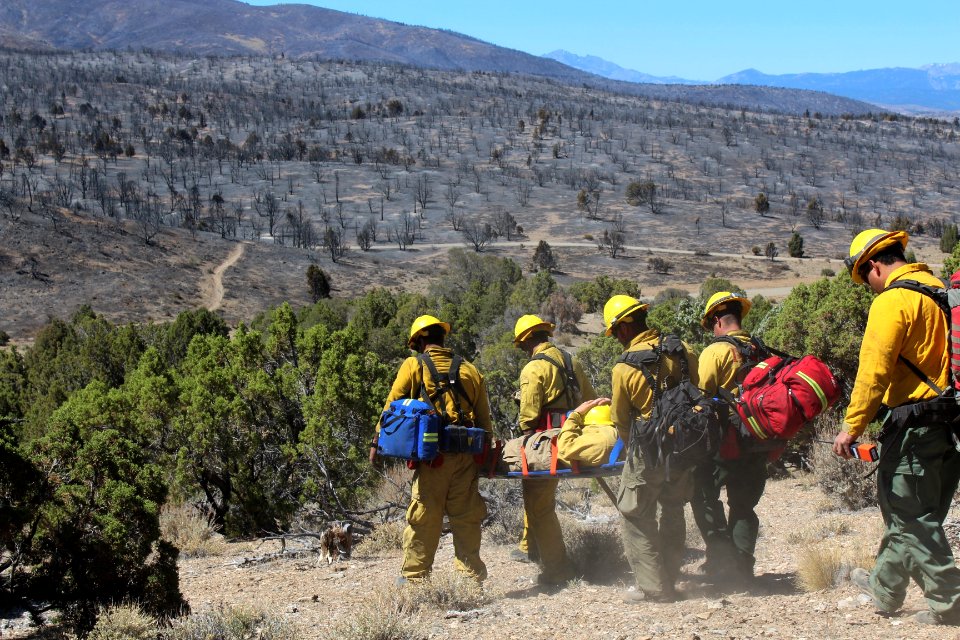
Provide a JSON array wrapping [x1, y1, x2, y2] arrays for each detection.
[[513, 314, 596, 585], [691, 291, 772, 582], [604, 295, 699, 602], [835, 230, 960, 625], [370, 315, 493, 585]]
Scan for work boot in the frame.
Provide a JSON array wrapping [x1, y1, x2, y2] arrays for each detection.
[[849, 568, 889, 613], [914, 610, 960, 626], [509, 548, 532, 563], [535, 567, 576, 587]]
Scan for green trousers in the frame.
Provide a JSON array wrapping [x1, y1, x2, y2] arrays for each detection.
[[401, 453, 488, 581], [869, 423, 960, 617], [691, 449, 768, 576], [616, 452, 693, 595]]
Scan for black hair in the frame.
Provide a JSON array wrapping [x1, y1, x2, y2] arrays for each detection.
[[623, 309, 648, 333], [423, 325, 446, 345], [714, 301, 743, 324], [527, 329, 551, 345], [869, 244, 906, 266]]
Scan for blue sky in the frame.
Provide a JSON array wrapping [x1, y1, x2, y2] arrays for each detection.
[[243, 0, 958, 80]]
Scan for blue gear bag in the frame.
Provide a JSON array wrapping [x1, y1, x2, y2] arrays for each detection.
[[377, 398, 441, 461]]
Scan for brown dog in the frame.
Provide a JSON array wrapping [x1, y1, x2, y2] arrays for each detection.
[[318, 522, 352, 565]]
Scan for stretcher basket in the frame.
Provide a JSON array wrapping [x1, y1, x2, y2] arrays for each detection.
[[484, 437, 626, 479]]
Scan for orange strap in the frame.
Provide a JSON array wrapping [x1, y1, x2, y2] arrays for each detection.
[[520, 435, 561, 477], [549, 437, 559, 475]]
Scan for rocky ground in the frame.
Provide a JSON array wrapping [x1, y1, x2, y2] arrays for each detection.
[[165, 473, 958, 640]]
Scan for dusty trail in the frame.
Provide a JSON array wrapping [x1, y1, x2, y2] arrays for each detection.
[[202, 242, 246, 311]]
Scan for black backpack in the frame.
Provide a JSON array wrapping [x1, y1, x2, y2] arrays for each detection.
[[530, 348, 582, 409], [617, 334, 725, 477]]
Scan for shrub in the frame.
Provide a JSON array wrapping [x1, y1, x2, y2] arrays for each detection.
[[306, 264, 332, 301], [763, 276, 873, 381], [165, 606, 300, 640], [754, 192, 770, 215], [4, 417, 187, 634], [811, 430, 877, 510], [560, 516, 627, 583], [941, 223, 959, 254], [159, 503, 225, 558], [353, 520, 406, 558], [821, 268, 835, 277], [788, 231, 804, 258], [89, 605, 157, 640], [568, 275, 641, 313]]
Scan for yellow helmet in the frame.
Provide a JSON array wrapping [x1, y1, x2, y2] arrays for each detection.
[[584, 404, 613, 426], [701, 291, 752, 329], [603, 295, 648, 336], [407, 315, 450, 348], [845, 229, 909, 284], [513, 314, 555, 345]]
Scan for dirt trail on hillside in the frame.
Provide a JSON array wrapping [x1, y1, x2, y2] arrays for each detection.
[[202, 242, 246, 311]]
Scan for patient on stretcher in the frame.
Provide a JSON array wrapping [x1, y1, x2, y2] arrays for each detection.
[[499, 398, 618, 472]]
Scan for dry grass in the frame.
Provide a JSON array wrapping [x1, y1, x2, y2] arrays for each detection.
[[324, 570, 492, 640], [406, 570, 494, 612], [795, 540, 878, 593], [164, 606, 299, 640], [159, 503, 226, 558], [353, 519, 406, 558], [324, 588, 425, 640], [88, 605, 157, 640], [796, 544, 843, 592]]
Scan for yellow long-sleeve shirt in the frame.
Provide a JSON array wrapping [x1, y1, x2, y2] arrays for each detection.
[[376, 345, 493, 436], [611, 329, 700, 444], [556, 410, 619, 466], [698, 330, 752, 397], [844, 263, 949, 437], [518, 342, 597, 432]]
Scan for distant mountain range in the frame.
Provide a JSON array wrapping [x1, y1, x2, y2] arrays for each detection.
[[543, 50, 702, 86], [544, 50, 960, 114], [0, 0, 876, 116]]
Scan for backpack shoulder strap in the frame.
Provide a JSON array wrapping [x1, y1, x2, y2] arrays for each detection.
[[713, 334, 751, 356], [884, 279, 951, 395], [531, 347, 581, 407], [885, 279, 951, 315], [560, 350, 581, 398], [617, 342, 660, 391], [418, 352, 468, 424]]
